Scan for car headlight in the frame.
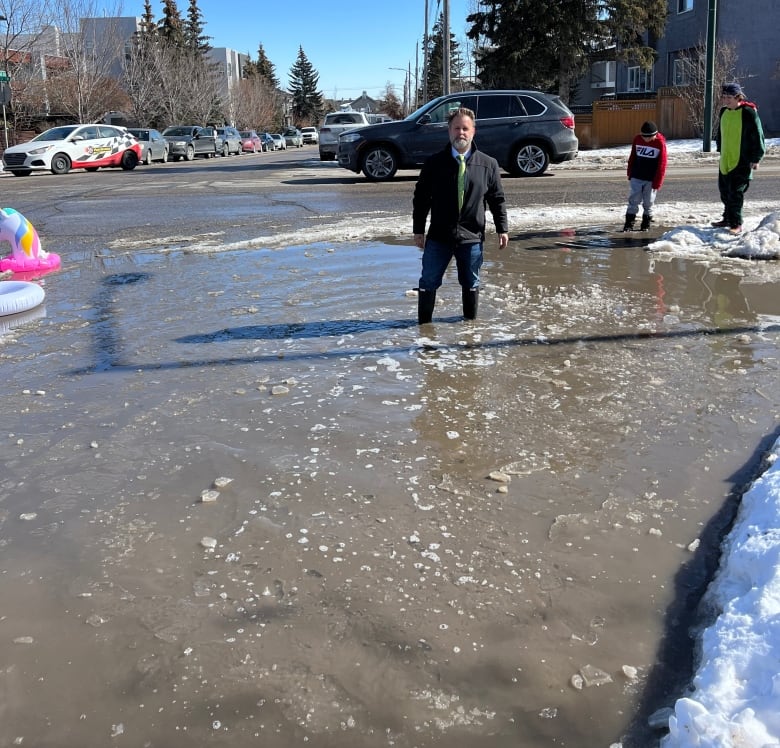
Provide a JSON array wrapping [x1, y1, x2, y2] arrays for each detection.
[[340, 132, 363, 144], [28, 145, 55, 155]]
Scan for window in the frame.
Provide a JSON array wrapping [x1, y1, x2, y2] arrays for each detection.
[[591, 60, 616, 90], [426, 97, 478, 123], [477, 95, 528, 119], [519, 95, 545, 116], [628, 66, 654, 92], [673, 58, 691, 86], [678, 0, 693, 12]]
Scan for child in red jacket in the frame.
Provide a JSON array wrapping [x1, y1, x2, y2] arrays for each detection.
[[623, 121, 668, 231]]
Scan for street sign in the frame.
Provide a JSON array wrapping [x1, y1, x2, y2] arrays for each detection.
[[0, 71, 8, 82], [0, 82, 10, 106]]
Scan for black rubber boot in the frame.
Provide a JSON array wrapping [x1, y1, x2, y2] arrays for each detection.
[[640, 213, 653, 231], [462, 288, 479, 320], [418, 289, 436, 324], [622, 213, 636, 232]]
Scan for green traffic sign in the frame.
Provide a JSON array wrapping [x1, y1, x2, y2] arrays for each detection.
[[0, 71, 8, 82]]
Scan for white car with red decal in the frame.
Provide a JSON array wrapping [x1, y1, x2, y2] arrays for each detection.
[[2, 124, 142, 176]]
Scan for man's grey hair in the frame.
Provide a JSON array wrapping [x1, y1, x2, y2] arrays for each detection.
[[448, 107, 476, 123]]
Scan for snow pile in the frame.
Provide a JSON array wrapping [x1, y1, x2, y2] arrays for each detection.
[[648, 211, 780, 260], [661, 437, 780, 747]]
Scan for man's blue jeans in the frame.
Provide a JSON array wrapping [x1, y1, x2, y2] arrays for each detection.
[[418, 238, 483, 291]]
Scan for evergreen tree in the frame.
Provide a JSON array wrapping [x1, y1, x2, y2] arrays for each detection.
[[288, 46, 323, 124], [257, 43, 279, 89], [184, 0, 211, 53], [424, 14, 463, 99], [158, 0, 185, 47], [141, 0, 156, 36], [467, 0, 666, 101]]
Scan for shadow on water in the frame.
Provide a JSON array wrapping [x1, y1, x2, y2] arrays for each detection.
[[621, 424, 780, 746], [76, 311, 780, 375], [90, 271, 152, 371]]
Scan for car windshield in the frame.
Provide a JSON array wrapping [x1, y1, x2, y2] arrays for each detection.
[[163, 127, 191, 136], [239, 131, 251, 138], [128, 130, 149, 140], [324, 113, 363, 125], [405, 95, 449, 121], [33, 126, 80, 142]]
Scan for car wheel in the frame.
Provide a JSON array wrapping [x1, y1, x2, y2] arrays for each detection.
[[121, 150, 139, 170], [185, 145, 195, 161], [144, 149, 152, 165], [11, 169, 32, 177], [222, 143, 230, 157], [50, 153, 72, 175], [162, 148, 168, 163], [509, 143, 550, 177], [362, 146, 398, 181]]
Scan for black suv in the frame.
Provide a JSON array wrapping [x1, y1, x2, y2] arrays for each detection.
[[338, 90, 578, 181]]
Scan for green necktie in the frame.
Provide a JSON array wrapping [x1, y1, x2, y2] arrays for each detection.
[[457, 154, 466, 211]]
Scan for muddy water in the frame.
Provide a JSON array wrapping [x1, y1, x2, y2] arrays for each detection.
[[2, 233, 780, 747]]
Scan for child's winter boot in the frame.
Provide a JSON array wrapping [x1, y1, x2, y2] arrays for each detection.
[[622, 213, 636, 232], [640, 214, 653, 231]]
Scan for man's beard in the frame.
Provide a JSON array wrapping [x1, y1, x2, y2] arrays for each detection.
[[453, 136, 470, 150]]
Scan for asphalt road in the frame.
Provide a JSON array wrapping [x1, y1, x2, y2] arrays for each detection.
[[5, 145, 779, 252]]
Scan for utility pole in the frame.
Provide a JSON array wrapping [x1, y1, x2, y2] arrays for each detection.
[[442, 0, 451, 95], [702, 0, 717, 152], [423, 0, 429, 104]]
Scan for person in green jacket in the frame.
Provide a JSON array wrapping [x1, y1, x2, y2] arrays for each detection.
[[712, 82, 765, 235]]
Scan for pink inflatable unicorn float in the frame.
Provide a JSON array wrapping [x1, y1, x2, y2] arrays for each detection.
[[0, 207, 61, 273]]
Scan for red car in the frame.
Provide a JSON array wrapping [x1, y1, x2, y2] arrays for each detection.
[[240, 130, 263, 153]]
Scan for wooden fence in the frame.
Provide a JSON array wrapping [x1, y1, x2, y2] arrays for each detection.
[[575, 88, 697, 149]]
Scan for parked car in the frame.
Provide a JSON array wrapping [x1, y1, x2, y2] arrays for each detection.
[[162, 126, 218, 161], [319, 111, 371, 161], [283, 128, 303, 148], [239, 129, 263, 153], [2, 124, 142, 176], [215, 126, 242, 156], [300, 126, 319, 144], [259, 132, 276, 152], [338, 90, 578, 181], [271, 133, 286, 151], [127, 127, 169, 164]]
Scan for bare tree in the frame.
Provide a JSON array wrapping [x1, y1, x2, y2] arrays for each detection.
[[229, 75, 278, 130], [378, 83, 403, 120], [122, 29, 168, 126], [675, 38, 741, 137], [44, 0, 127, 122], [0, 0, 57, 136]]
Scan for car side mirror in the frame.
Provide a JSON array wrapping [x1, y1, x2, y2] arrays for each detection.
[[417, 114, 431, 125]]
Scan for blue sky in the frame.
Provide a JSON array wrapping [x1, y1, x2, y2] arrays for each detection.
[[142, 0, 472, 102]]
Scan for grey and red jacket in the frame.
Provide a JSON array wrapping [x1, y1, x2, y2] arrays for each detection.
[[627, 132, 668, 190], [413, 144, 508, 244]]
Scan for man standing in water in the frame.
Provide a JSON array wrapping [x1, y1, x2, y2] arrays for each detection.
[[412, 107, 509, 325]]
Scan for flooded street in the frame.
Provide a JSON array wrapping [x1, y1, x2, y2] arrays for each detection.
[[2, 157, 780, 747], [3, 237, 780, 747]]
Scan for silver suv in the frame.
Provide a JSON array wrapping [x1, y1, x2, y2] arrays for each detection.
[[215, 126, 242, 156], [319, 111, 370, 161], [338, 90, 578, 181]]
